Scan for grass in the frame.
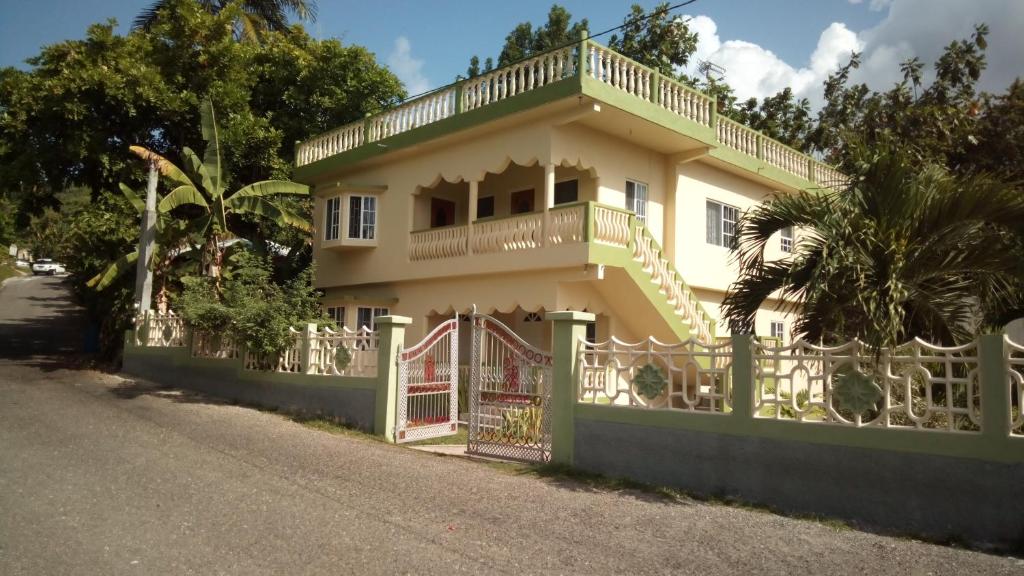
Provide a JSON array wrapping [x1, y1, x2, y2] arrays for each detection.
[[0, 255, 26, 284]]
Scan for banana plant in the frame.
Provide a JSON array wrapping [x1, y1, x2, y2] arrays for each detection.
[[89, 98, 310, 290]]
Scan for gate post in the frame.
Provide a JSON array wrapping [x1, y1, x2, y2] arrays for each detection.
[[547, 311, 594, 466], [375, 315, 412, 442]]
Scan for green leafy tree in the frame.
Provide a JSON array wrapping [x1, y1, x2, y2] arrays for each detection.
[[90, 99, 310, 289], [607, 2, 698, 77], [809, 25, 992, 169], [722, 138, 1024, 349], [176, 250, 326, 357], [134, 0, 316, 42], [730, 88, 814, 152], [465, 5, 588, 77]]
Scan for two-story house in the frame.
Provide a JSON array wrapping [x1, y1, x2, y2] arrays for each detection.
[[294, 34, 842, 352]]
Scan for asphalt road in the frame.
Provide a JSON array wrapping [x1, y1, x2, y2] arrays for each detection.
[[1, 276, 1021, 575]]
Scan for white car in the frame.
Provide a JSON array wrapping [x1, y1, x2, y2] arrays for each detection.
[[31, 259, 66, 275]]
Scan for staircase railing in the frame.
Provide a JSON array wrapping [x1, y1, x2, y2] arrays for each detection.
[[630, 223, 715, 343]]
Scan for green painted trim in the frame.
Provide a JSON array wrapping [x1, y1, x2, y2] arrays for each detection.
[[124, 342, 379, 391], [980, 334, 1011, 439], [550, 313, 592, 464], [374, 316, 409, 442], [296, 77, 584, 181], [574, 403, 1024, 464], [730, 335, 754, 419], [580, 76, 717, 146]]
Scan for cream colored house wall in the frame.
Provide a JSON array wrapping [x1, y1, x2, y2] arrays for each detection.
[[551, 123, 667, 245]]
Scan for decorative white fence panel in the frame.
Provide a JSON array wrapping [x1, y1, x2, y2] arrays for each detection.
[[396, 318, 459, 443], [578, 337, 732, 413], [754, 338, 981, 432], [191, 331, 239, 359], [1008, 336, 1024, 436], [134, 311, 186, 347], [308, 327, 378, 377], [468, 313, 553, 463], [244, 328, 303, 373]]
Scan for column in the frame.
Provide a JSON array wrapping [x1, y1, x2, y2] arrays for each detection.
[[374, 315, 412, 442], [547, 310, 595, 465], [468, 180, 478, 255], [543, 163, 555, 246], [730, 334, 754, 421]]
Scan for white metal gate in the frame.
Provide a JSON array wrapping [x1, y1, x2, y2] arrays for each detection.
[[396, 318, 459, 443], [467, 313, 553, 463]]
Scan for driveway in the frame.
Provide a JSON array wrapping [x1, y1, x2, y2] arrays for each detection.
[[0, 276, 1020, 575]]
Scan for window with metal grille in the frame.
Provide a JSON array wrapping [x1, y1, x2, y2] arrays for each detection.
[[357, 307, 390, 330], [780, 226, 793, 253], [706, 200, 738, 248], [626, 180, 648, 223], [324, 197, 341, 241], [523, 312, 542, 322], [326, 306, 345, 328], [348, 195, 376, 240]]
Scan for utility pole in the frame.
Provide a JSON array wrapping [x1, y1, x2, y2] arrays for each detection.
[[134, 160, 158, 312]]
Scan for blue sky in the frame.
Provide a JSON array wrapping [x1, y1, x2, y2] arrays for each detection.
[[1, 1, 1021, 105]]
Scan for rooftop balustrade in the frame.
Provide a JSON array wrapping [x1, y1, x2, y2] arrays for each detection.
[[296, 36, 843, 188]]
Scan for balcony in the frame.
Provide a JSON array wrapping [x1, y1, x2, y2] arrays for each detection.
[[296, 35, 843, 190]]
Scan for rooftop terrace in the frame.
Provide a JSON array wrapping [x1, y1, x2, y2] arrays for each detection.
[[295, 35, 842, 189]]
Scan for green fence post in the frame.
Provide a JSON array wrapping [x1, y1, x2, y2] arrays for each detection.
[[709, 94, 718, 131], [807, 157, 816, 183], [731, 334, 754, 420], [362, 112, 372, 144], [979, 334, 1009, 446], [375, 315, 412, 442], [547, 310, 595, 466], [756, 134, 764, 160], [651, 70, 660, 104]]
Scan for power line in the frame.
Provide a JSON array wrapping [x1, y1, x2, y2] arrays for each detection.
[[395, 0, 701, 103]]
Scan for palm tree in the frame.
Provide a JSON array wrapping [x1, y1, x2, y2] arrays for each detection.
[[89, 98, 309, 290], [134, 0, 316, 41], [721, 138, 1024, 349]]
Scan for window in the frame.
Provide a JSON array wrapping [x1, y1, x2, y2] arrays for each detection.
[[554, 179, 578, 205], [477, 196, 495, 219], [357, 307, 390, 330], [706, 200, 738, 248], [324, 197, 341, 241], [430, 197, 455, 228], [626, 180, 648, 223], [511, 189, 534, 214], [780, 226, 793, 253], [523, 312, 542, 322], [348, 195, 376, 240], [326, 306, 345, 328], [585, 321, 597, 343], [770, 321, 785, 341]]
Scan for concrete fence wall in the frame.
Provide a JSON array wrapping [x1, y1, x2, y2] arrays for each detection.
[[547, 314, 1024, 550], [122, 316, 412, 441]]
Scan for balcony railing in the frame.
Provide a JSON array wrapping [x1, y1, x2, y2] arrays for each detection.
[[296, 37, 843, 188]]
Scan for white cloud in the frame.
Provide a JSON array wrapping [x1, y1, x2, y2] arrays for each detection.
[[685, 16, 861, 108], [387, 36, 431, 95], [683, 0, 1023, 109]]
